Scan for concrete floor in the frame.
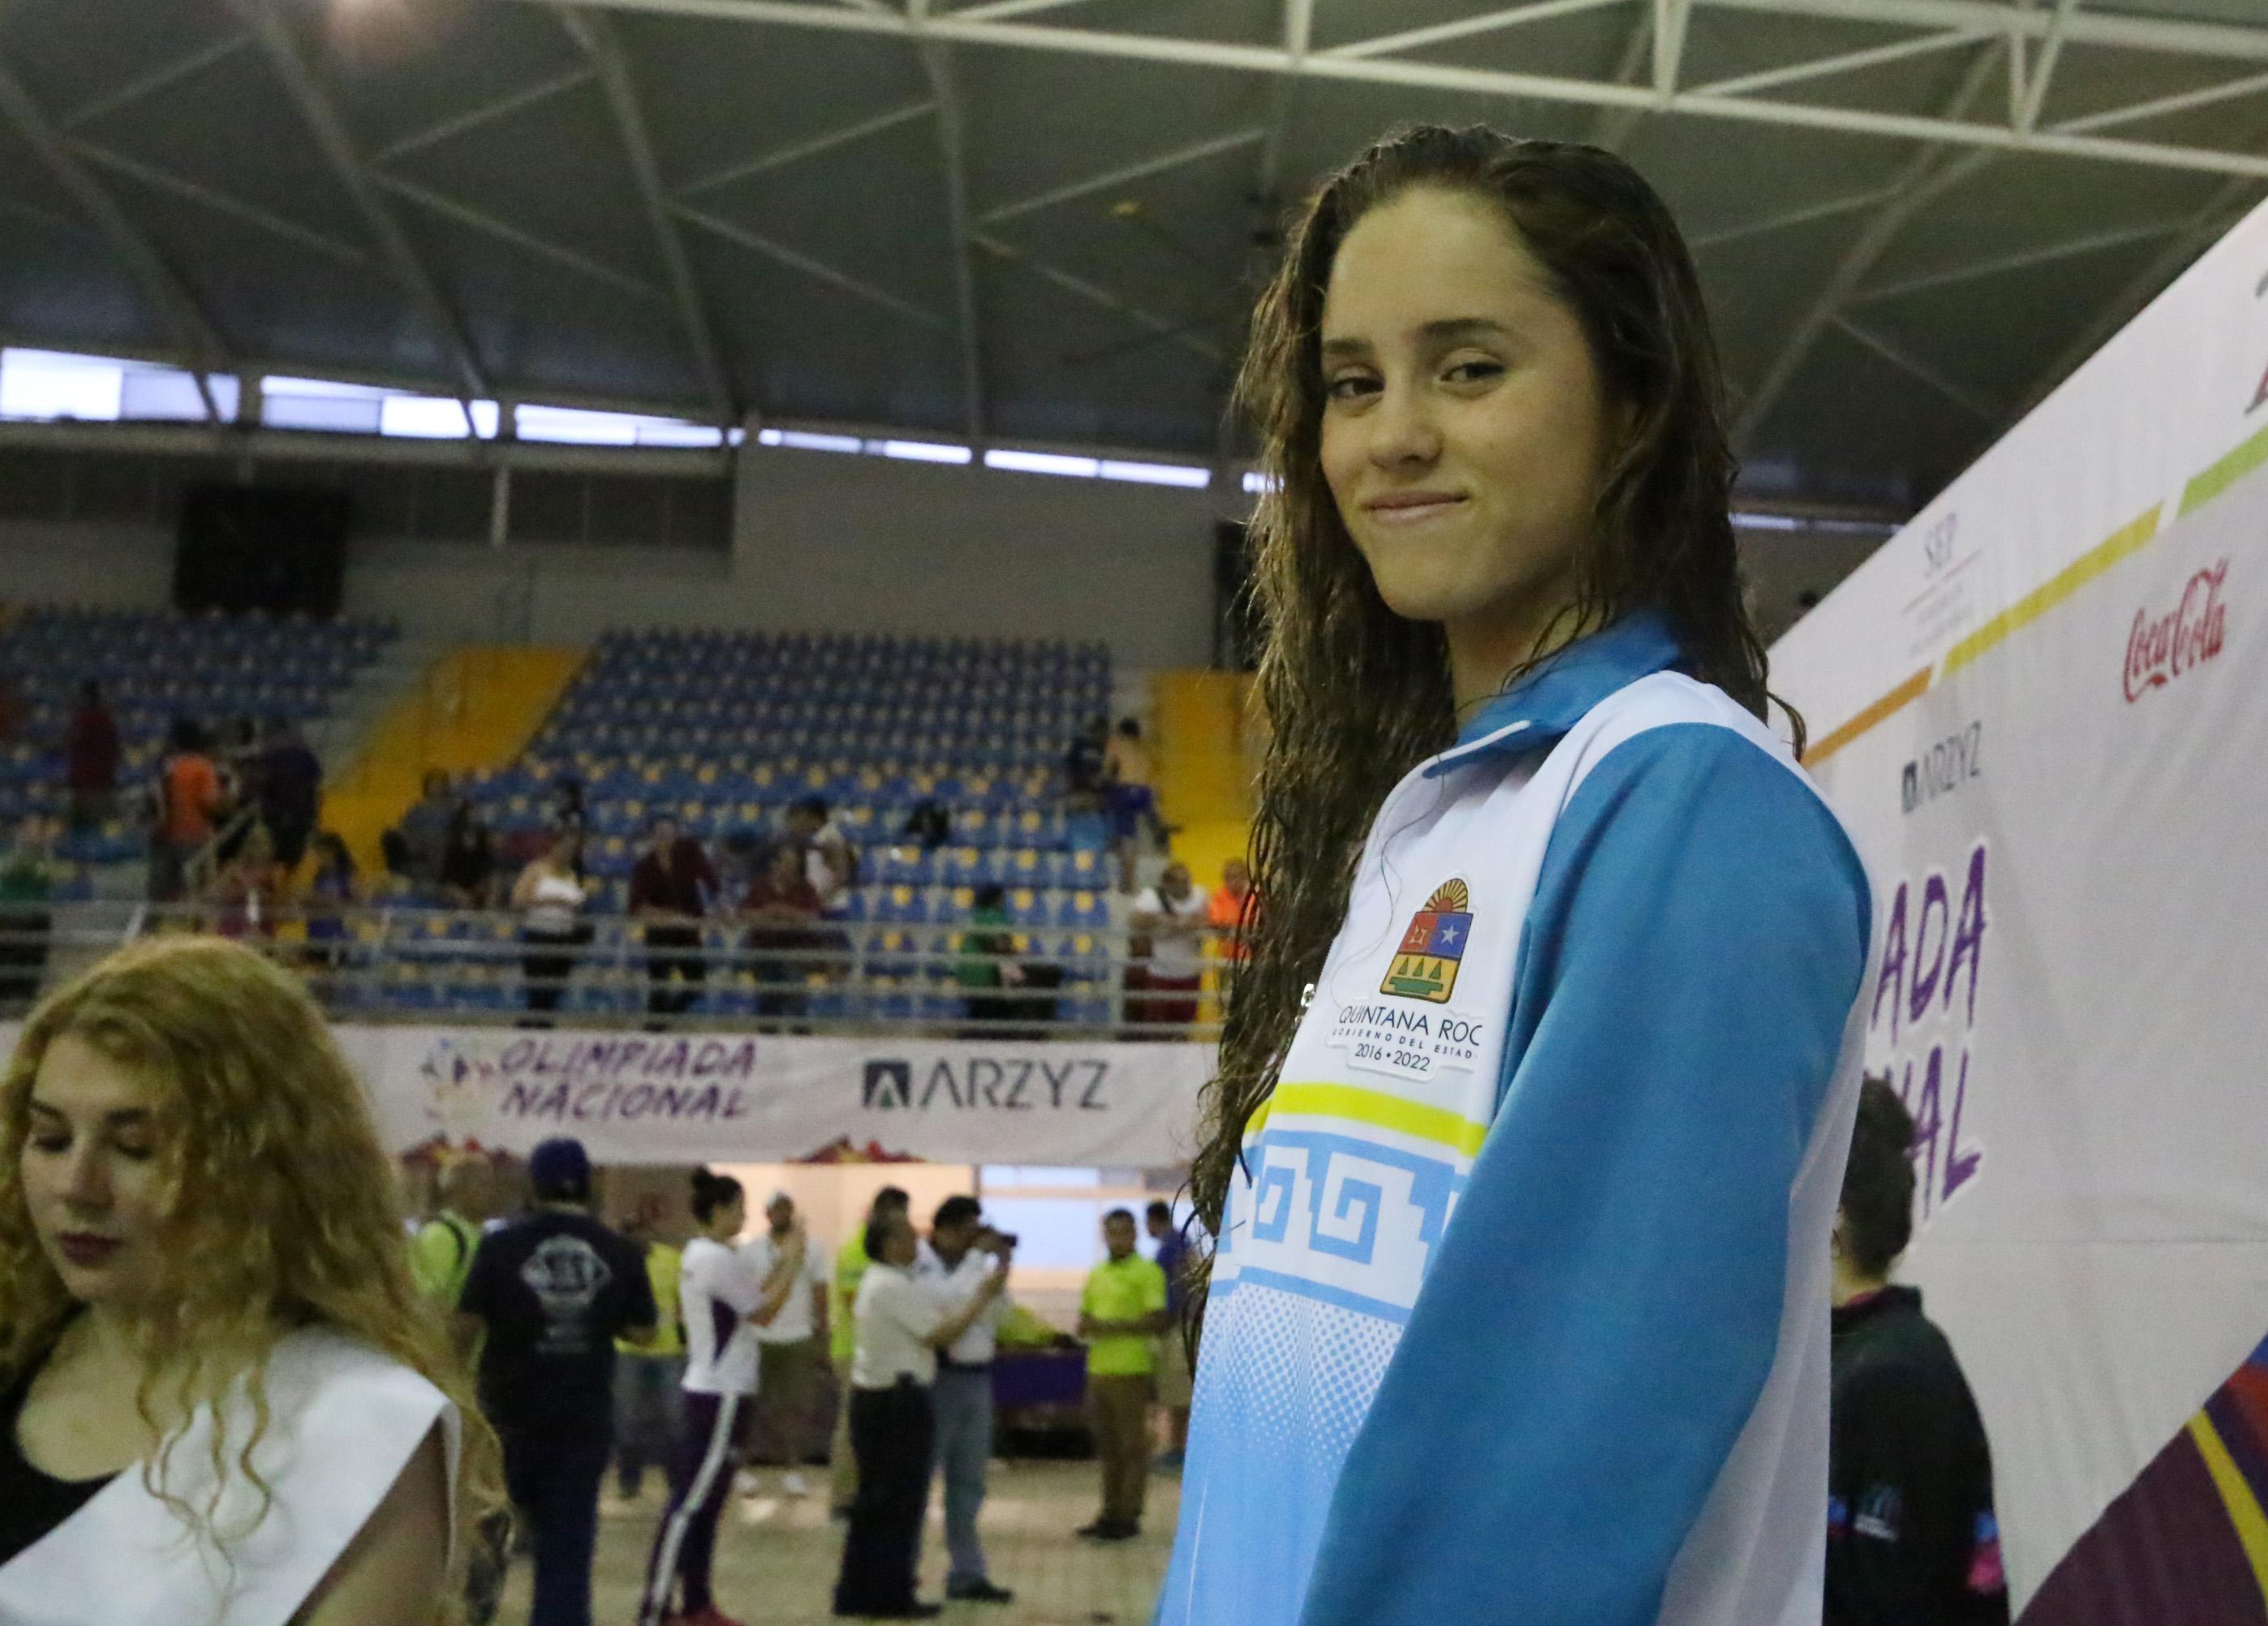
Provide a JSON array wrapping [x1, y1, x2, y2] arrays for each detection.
[[498, 1459, 1178, 1624]]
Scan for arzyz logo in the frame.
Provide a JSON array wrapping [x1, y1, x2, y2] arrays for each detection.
[[863, 1060, 913, 1109], [863, 1057, 1109, 1111], [1900, 721, 1983, 814]]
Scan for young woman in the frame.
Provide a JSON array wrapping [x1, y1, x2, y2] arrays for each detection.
[[1161, 128, 1873, 1626], [0, 935, 502, 1624], [512, 827, 590, 1021], [637, 1170, 807, 1626]]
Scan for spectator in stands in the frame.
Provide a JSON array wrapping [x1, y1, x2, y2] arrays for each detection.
[[550, 776, 589, 851], [150, 716, 226, 905], [0, 814, 57, 1013], [747, 1191, 832, 1499], [1102, 719, 1168, 891], [631, 814, 718, 1023], [64, 679, 120, 832], [303, 830, 359, 989], [209, 820, 285, 939], [216, 716, 262, 866], [830, 1185, 911, 1517], [1207, 859, 1256, 962], [1077, 1208, 1170, 1541], [439, 805, 500, 911], [514, 826, 590, 1024], [1065, 716, 1109, 797], [256, 718, 323, 873], [1146, 1200, 1195, 1468], [397, 769, 457, 889], [740, 839, 822, 1031], [956, 883, 1024, 1037], [460, 1138, 657, 1626], [901, 799, 952, 854], [915, 1196, 1017, 1604], [833, 1206, 1008, 1620], [787, 796, 856, 918], [1829, 1079, 2009, 1625], [1129, 863, 1210, 1036]]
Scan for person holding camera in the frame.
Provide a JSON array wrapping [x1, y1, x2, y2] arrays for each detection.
[[916, 1198, 1018, 1605], [832, 1207, 1009, 1620]]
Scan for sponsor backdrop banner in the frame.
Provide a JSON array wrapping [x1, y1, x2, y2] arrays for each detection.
[[0, 1021, 1212, 1167], [356, 1027, 1211, 1169], [1771, 199, 2268, 1618]]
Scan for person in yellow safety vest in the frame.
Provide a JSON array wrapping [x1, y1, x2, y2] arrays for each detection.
[[614, 1209, 687, 1502], [409, 1157, 494, 1310], [828, 1184, 909, 1518]]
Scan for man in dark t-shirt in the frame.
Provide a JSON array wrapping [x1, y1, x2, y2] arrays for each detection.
[[628, 815, 718, 1023], [461, 1138, 656, 1626]]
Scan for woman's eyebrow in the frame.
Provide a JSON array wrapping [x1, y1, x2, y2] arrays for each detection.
[[1321, 317, 1514, 360]]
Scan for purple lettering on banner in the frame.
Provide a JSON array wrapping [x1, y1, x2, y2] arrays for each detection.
[[1873, 883, 1908, 1044], [1947, 843, 1988, 1029], [1909, 1044, 1944, 1216], [534, 1081, 571, 1120], [724, 1088, 750, 1120], [502, 1080, 543, 1116], [1909, 872, 1949, 1027], [651, 1041, 690, 1079], [724, 1042, 756, 1082], [693, 1041, 724, 1078], [687, 1085, 720, 1120], [657, 1085, 688, 1116], [500, 1039, 535, 1071], [573, 1082, 609, 1120], [536, 1041, 565, 1077], [620, 1040, 649, 1073], [586, 1041, 619, 1073], [1943, 1048, 1982, 1204], [622, 1084, 655, 1117]]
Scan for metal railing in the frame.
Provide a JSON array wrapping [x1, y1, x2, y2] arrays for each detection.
[[0, 901, 1239, 1040]]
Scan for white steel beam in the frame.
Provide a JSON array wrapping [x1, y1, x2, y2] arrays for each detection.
[[70, 141, 373, 266], [1734, 44, 2001, 445], [1833, 313, 1997, 420], [520, 0, 2268, 178], [971, 232, 1222, 363], [677, 100, 935, 197], [2018, 0, 2080, 132], [1654, 0, 1695, 100], [1701, 0, 2268, 65], [1589, 11, 1656, 154], [1689, 27, 1989, 99], [57, 36, 251, 132], [951, 0, 1103, 19], [1254, 0, 1314, 210], [1853, 217, 2187, 304], [372, 66, 596, 164], [377, 173, 671, 300], [911, 0, 985, 436], [0, 57, 229, 421], [556, 7, 735, 420], [676, 203, 956, 330], [981, 128, 1266, 226], [1324, 0, 1625, 64], [232, 0, 490, 398], [1686, 183, 1901, 248], [2052, 67, 2268, 137]]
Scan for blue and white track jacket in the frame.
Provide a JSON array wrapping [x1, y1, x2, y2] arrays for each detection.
[[1158, 612, 1874, 1626]]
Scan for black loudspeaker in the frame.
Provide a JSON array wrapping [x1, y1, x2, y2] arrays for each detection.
[[174, 485, 351, 617]]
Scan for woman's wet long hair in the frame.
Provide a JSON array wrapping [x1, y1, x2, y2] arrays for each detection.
[[1192, 127, 1799, 1248]]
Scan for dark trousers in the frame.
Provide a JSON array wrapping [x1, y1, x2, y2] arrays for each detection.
[[523, 940, 576, 1015], [640, 1389, 743, 1625], [645, 924, 707, 1017], [502, 1434, 609, 1626], [834, 1380, 936, 1615]]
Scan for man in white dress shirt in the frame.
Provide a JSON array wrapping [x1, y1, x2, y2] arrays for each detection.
[[746, 1191, 831, 1497], [917, 1196, 1015, 1604]]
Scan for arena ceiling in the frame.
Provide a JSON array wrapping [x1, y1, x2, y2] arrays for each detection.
[[0, 0, 2262, 515]]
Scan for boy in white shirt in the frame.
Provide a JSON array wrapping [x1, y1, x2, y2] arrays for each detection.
[[916, 1197, 1016, 1603]]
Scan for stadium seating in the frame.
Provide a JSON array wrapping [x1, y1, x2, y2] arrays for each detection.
[[0, 607, 397, 868]]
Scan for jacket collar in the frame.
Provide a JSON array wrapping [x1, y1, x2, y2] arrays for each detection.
[[1422, 610, 1686, 779]]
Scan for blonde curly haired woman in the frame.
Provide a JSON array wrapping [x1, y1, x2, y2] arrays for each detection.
[[0, 935, 502, 1624]]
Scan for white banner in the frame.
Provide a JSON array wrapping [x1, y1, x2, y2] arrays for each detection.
[[1771, 200, 2268, 1616]]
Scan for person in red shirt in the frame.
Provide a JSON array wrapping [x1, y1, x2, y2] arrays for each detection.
[[739, 841, 822, 1030], [629, 815, 719, 1024], [151, 718, 229, 905], [65, 681, 120, 831]]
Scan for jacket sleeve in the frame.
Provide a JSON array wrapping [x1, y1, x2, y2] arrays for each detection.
[[1300, 722, 1871, 1626]]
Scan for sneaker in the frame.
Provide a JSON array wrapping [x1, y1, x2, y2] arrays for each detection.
[[946, 1579, 1015, 1603], [1077, 1518, 1137, 1540], [781, 1470, 812, 1496]]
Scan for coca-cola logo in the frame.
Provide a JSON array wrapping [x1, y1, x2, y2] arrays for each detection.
[[2123, 560, 2228, 704]]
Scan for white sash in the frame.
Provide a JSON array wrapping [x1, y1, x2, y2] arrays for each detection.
[[0, 1326, 460, 1625]]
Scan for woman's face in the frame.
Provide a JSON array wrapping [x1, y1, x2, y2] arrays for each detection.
[[1318, 187, 1617, 639], [716, 1191, 746, 1238], [883, 1217, 918, 1267], [20, 1034, 174, 1312]]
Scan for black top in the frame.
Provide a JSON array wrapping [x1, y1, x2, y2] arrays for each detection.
[[460, 1209, 656, 1452], [1828, 1286, 2010, 1626], [0, 1335, 120, 1565]]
